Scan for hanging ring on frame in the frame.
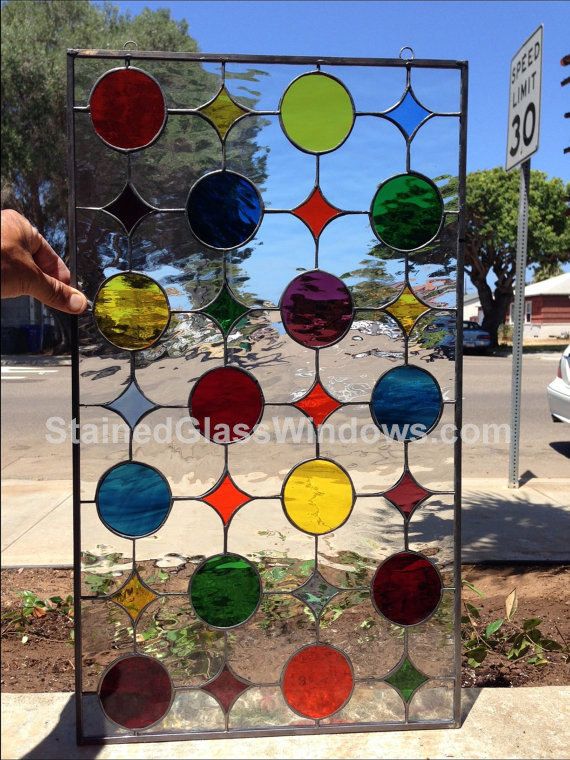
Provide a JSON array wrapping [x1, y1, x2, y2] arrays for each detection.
[[399, 46, 415, 61]]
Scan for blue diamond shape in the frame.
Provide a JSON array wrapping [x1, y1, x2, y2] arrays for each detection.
[[386, 90, 430, 139], [106, 380, 156, 428]]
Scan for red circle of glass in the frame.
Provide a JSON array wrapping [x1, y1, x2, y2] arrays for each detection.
[[90, 68, 166, 150], [189, 367, 264, 443], [99, 656, 172, 729], [371, 551, 442, 626], [282, 644, 353, 719]]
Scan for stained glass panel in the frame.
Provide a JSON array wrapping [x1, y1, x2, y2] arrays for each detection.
[[71, 48, 465, 743]]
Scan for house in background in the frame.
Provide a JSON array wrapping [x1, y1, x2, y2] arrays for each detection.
[[462, 272, 570, 339], [463, 292, 483, 323], [1, 296, 57, 354]]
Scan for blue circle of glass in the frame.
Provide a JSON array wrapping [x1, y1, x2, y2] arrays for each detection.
[[96, 462, 171, 538], [371, 365, 442, 441], [186, 170, 262, 249]]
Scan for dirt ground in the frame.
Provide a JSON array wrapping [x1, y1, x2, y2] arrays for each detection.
[[1, 564, 568, 693]]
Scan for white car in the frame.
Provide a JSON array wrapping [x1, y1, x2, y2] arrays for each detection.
[[547, 345, 570, 423]]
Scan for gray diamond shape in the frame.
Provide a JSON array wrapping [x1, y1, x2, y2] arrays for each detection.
[[293, 571, 339, 618], [106, 380, 156, 428]]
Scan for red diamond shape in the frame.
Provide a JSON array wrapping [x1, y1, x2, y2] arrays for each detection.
[[292, 187, 342, 239], [202, 665, 250, 713], [294, 381, 342, 427], [203, 473, 252, 525], [383, 470, 430, 518]]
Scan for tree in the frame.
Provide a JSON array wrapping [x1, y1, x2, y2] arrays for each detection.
[[533, 261, 563, 282], [465, 168, 570, 346], [1, 1, 267, 351]]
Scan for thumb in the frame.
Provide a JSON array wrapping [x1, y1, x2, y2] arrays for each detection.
[[27, 266, 88, 314]]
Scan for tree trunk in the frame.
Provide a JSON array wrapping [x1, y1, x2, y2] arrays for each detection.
[[480, 291, 511, 348], [468, 268, 512, 349]]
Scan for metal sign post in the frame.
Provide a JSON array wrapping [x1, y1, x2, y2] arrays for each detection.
[[506, 26, 542, 488], [508, 160, 530, 488]]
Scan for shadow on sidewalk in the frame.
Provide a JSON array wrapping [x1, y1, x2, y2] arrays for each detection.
[[23, 696, 100, 760]]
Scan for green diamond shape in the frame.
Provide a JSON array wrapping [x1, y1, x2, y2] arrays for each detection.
[[202, 284, 248, 335], [385, 657, 428, 703]]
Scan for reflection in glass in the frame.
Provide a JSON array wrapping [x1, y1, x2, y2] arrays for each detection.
[[137, 596, 225, 686]]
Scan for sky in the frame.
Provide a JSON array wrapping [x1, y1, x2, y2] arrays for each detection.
[[111, 0, 570, 181]]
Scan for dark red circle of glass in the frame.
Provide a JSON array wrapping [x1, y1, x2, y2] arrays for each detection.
[[189, 367, 264, 443], [90, 68, 166, 150], [99, 655, 172, 729], [280, 270, 353, 348], [371, 551, 442, 626], [283, 644, 353, 719]]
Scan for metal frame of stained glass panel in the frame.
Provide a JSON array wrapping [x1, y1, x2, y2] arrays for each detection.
[[68, 48, 467, 745]]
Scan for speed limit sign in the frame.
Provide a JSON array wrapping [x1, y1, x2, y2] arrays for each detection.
[[506, 26, 542, 171]]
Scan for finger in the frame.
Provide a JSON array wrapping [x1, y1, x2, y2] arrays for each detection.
[[29, 227, 71, 285], [26, 265, 87, 314]]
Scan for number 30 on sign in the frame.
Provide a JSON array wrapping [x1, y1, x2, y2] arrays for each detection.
[[506, 25, 542, 171]]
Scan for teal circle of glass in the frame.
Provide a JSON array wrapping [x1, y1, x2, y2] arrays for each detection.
[[371, 365, 443, 441], [96, 461, 172, 538]]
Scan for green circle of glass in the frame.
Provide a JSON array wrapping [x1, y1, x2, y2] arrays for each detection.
[[189, 553, 261, 628], [280, 72, 354, 153], [370, 174, 444, 251]]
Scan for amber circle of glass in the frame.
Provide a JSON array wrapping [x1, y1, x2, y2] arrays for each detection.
[[370, 173, 444, 251], [93, 272, 170, 351], [371, 551, 443, 626], [98, 654, 173, 729], [89, 67, 167, 151], [282, 644, 353, 719], [280, 72, 355, 154], [282, 458, 355, 535]]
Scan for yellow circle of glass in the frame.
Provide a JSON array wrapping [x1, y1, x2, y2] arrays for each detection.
[[282, 459, 354, 535], [280, 73, 354, 153], [94, 272, 169, 350]]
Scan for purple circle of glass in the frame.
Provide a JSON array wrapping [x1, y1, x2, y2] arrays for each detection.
[[280, 270, 354, 348]]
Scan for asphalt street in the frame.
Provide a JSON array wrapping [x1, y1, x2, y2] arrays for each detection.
[[1, 353, 569, 481]]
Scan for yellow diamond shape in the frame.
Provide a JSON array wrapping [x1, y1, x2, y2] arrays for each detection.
[[112, 573, 157, 621], [385, 285, 429, 334], [198, 86, 249, 140]]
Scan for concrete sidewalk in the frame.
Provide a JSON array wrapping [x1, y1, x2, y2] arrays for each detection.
[[1, 477, 569, 567], [2, 687, 568, 759]]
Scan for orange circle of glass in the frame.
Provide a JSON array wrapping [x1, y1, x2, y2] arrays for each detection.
[[93, 272, 170, 350], [90, 68, 166, 150], [282, 644, 353, 719]]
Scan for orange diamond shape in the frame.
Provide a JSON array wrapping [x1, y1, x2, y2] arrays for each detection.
[[203, 473, 252, 525], [292, 187, 342, 239], [294, 381, 342, 427]]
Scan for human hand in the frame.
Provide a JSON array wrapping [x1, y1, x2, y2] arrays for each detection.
[[1, 209, 87, 314]]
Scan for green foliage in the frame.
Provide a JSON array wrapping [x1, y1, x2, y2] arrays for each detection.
[[465, 167, 570, 344], [1, 590, 74, 644], [1, 1, 194, 237], [533, 261, 563, 282], [462, 585, 569, 669]]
